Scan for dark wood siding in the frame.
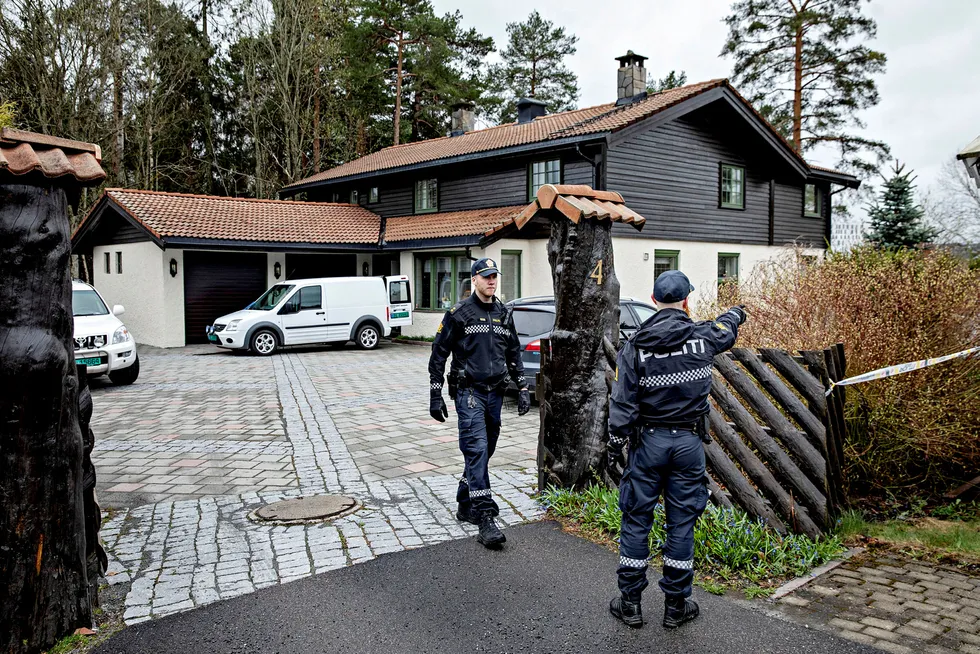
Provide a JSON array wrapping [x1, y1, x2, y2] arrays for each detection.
[[86, 210, 151, 246], [372, 184, 413, 217], [773, 182, 826, 246], [564, 159, 593, 186], [183, 251, 267, 344], [441, 166, 526, 211], [607, 115, 776, 243]]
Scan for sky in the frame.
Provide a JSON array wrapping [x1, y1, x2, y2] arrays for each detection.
[[431, 0, 980, 201]]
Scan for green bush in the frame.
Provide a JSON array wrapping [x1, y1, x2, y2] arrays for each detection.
[[543, 484, 844, 584], [702, 246, 980, 495]]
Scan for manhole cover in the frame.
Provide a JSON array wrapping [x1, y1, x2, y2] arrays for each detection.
[[248, 495, 360, 525]]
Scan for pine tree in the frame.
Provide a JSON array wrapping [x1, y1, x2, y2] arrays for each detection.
[[721, 0, 889, 177], [865, 163, 937, 249], [486, 10, 578, 124], [646, 70, 687, 94]]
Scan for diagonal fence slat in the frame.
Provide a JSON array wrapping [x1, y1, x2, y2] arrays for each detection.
[[731, 348, 827, 455], [714, 355, 827, 492], [760, 349, 828, 418], [702, 435, 787, 534]]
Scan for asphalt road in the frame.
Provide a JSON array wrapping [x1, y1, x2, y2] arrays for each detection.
[[96, 521, 874, 654]]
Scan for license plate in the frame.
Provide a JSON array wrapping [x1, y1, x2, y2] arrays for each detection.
[[208, 333, 219, 343], [391, 311, 409, 319], [76, 357, 103, 366]]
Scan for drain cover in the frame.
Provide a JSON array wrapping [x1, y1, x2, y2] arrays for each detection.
[[249, 495, 359, 525]]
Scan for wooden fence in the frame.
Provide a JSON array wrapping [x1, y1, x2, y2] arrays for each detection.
[[537, 340, 849, 540]]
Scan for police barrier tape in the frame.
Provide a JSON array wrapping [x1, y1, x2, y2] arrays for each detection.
[[826, 346, 980, 395]]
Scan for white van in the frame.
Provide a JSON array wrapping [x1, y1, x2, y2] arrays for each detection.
[[207, 275, 412, 355]]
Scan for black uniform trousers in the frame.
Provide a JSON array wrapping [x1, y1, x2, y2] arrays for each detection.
[[454, 386, 502, 517], [617, 426, 709, 601]]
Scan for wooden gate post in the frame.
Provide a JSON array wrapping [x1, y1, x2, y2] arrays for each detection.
[[0, 129, 106, 653]]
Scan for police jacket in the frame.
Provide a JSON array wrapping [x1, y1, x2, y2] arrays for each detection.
[[609, 308, 741, 443], [428, 294, 526, 393]]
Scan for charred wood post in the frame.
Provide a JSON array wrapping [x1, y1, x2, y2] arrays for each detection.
[[0, 129, 106, 653]]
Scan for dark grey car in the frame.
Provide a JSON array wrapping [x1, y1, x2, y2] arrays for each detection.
[[506, 296, 657, 392]]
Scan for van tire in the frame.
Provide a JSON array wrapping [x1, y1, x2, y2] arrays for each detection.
[[250, 329, 279, 356], [355, 324, 380, 350], [109, 356, 140, 385]]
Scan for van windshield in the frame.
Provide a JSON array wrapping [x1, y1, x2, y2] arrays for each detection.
[[253, 284, 294, 311]]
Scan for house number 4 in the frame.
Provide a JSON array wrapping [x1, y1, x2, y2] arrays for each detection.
[[590, 259, 603, 286]]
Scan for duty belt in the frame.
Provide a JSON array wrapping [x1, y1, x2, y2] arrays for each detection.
[[642, 422, 698, 432]]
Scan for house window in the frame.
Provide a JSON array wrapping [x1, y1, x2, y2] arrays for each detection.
[[804, 183, 822, 217], [115, 252, 123, 274], [369, 187, 379, 203], [104, 252, 111, 274], [720, 164, 745, 209], [653, 250, 679, 280], [330, 192, 339, 203], [528, 159, 561, 200], [500, 251, 522, 303], [718, 253, 739, 298], [349, 190, 358, 204], [413, 253, 469, 310], [415, 179, 438, 213]]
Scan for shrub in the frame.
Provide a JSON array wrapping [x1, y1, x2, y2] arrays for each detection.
[[699, 246, 980, 495]]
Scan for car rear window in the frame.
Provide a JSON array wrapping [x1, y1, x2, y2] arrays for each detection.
[[513, 309, 555, 337]]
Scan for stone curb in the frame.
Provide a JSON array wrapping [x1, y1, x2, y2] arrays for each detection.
[[770, 546, 864, 600]]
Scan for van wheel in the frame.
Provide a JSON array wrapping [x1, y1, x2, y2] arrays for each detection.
[[355, 324, 380, 350], [109, 356, 140, 385], [250, 329, 278, 356]]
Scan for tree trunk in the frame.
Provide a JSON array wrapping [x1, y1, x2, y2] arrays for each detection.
[[393, 34, 403, 145], [792, 26, 803, 152], [0, 183, 90, 653], [112, 0, 125, 185], [539, 217, 620, 489]]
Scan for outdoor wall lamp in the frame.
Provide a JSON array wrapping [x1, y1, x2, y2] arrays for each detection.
[[274, 261, 282, 279], [362, 261, 370, 276], [169, 258, 178, 277]]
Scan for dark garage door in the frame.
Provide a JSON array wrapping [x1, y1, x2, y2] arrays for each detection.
[[184, 251, 268, 344], [285, 253, 356, 280]]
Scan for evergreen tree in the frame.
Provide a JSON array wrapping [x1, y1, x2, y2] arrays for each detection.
[[865, 162, 937, 249], [486, 10, 578, 124], [646, 70, 687, 94], [721, 0, 889, 177]]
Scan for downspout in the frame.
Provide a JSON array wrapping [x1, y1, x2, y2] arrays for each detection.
[[574, 143, 600, 189]]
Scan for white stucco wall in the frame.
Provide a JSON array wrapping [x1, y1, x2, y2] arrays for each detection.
[[267, 252, 286, 287], [92, 242, 172, 347]]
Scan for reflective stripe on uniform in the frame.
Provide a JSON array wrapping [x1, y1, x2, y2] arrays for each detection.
[[619, 556, 648, 569], [469, 489, 491, 498], [638, 366, 713, 388], [464, 325, 490, 335], [663, 556, 694, 570]]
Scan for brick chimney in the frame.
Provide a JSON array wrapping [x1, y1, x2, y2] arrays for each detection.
[[450, 102, 476, 137], [616, 51, 648, 105], [516, 97, 548, 124]]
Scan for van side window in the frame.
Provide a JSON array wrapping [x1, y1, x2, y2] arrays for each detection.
[[299, 286, 321, 310], [389, 280, 411, 304]]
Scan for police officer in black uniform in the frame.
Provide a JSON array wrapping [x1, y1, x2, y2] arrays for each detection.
[[428, 257, 531, 549], [607, 270, 746, 629]]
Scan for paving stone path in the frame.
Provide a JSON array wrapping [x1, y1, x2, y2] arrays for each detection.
[[97, 345, 542, 624], [773, 551, 980, 654]]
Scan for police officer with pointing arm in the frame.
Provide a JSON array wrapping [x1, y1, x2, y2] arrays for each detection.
[[428, 258, 531, 549], [607, 270, 746, 629]]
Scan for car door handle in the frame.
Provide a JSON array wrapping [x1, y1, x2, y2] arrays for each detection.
[[316, 311, 325, 315]]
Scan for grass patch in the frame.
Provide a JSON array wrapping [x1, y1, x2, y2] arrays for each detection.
[[836, 508, 980, 561], [46, 633, 93, 654], [542, 484, 845, 592], [393, 335, 435, 343]]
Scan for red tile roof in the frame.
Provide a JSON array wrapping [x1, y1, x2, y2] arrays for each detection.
[[0, 128, 106, 185], [77, 189, 382, 244], [384, 206, 525, 243], [284, 80, 727, 190]]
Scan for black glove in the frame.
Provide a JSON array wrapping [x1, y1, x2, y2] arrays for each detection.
[[429, 391, 448, 422], [517, 389, 531, 416], [606, 436, 627, 483], [448, 378, 458, 401], [728, 305, 748, 325]]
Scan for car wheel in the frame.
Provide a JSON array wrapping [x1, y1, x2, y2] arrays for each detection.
[[250, 329, 278, 356], [108, 355, 140, 385], [355, 324, 380, 350]]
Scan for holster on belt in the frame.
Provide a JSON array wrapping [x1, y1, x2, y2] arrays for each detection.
[[695, 413, 711, 444]]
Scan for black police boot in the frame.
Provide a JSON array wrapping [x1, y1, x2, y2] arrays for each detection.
[[456, 503, 480, 525], [609, 595, 643, 628], [476, 515, 506, 549], [662, 595, 700, 629]]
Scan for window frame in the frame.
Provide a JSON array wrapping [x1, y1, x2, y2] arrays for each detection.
[[369, 187, 379, 204], [349, 189, 358, 204], [527, 158, 562, 201], [104, 252, 111, 274], [413, 251, 467, 311], [719, 163, 746, 210], [500, 249, 523, 303], [653, 249, 680, 281], [717, 252, 740, 296], [414, 178, 438, 214], [115, 251, 123, 274], [803, 183, 823, 218]]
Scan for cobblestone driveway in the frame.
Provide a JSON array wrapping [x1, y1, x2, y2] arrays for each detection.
[[92, 342, 542, 624]]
